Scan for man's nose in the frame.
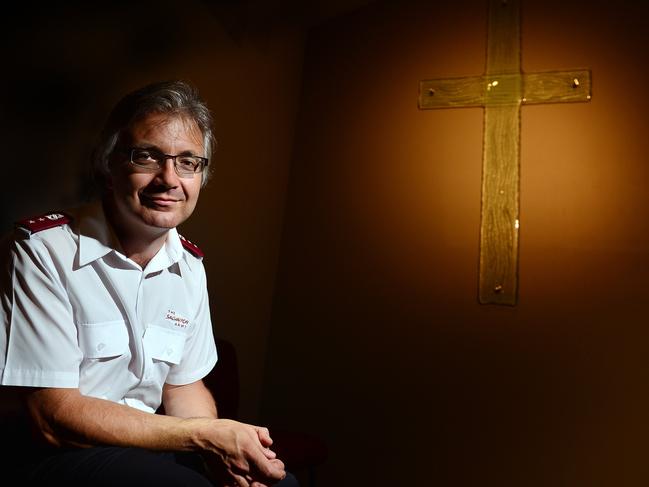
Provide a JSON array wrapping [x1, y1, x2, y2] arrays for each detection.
[[155, 158, 180, 186]]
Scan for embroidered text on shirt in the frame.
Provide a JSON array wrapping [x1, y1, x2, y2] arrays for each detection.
[[165, 309, 190, 329]]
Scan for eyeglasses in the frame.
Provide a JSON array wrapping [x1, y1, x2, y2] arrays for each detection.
[[127, 148, 209, 177]]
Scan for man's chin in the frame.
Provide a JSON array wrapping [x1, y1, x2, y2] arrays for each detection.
[[146, 218, 180, 230], [137, 204, 194, 230], [145, 210, 192, 230]]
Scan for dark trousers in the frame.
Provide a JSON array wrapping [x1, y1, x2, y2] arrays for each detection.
[[21, 446, 299, 487]]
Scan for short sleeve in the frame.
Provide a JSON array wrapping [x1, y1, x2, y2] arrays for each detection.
[[0, 236, 82, 387], [165, 261, 217, 385]]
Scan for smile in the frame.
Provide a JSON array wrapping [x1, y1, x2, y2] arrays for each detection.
[[141, 195, 181, 207]]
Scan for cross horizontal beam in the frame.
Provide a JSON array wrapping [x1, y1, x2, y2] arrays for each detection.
[[419, 70, 591, 109]]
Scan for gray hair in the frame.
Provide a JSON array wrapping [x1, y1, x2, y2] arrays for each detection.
[[92, 80, 215, 188]]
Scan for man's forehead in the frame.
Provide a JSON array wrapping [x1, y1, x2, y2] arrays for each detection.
[[123, 112, 203, 145]]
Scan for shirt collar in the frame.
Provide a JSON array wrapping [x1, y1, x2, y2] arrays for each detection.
[[145, 227, 184, 273], [77, 201, 120, 267], [76, 200, 186, 271]]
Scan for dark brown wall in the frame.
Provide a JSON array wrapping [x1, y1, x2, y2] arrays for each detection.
[[263, 0, 649, 485]]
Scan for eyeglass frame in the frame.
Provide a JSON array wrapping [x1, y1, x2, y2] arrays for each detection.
[[125, 147, 209, 177]]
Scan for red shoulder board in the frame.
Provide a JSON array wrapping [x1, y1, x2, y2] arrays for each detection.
[[179, 234, 204, 258], [15, 211, 72, 235]]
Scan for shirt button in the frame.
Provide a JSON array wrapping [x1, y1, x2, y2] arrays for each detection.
[[97, 343, 106, 351]]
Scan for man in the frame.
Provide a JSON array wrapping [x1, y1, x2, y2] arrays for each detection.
[[0, 80, 296, 487]]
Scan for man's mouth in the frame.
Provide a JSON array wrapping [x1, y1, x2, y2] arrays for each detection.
[[141, 195, 181, 207]]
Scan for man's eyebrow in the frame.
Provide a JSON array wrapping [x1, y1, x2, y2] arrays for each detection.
[[131, 144, 161, 151], [131, 145, 199, 156]]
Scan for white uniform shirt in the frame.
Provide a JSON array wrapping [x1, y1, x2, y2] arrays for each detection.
[[0, 201, 217, 413]]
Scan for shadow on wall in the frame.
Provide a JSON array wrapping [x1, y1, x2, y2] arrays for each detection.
[[1, 75, 98, 232], [0, 1, 210, 233]]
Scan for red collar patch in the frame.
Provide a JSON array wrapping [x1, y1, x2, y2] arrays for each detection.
[[179, 234, 204, 258], [16, 211, 72, 234]]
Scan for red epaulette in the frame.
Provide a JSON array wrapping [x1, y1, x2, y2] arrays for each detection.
[[179, 234, 204, 258], [15, 211, 72, 235]]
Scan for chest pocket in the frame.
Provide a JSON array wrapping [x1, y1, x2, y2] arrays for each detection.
[[143, 325, 187, 365], [78, 320, 129, 358]]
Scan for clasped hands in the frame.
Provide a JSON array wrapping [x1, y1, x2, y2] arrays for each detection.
[[201, 418, 286, 487]]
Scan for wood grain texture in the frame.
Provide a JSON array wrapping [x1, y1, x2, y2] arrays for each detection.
[[480, 105, 520, 305]]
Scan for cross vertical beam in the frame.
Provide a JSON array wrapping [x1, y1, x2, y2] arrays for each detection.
[[418, 0, 591, 305], [480, 0, 521, 305]]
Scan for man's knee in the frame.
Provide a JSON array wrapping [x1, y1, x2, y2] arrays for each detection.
[[29, 447, 214, 487]]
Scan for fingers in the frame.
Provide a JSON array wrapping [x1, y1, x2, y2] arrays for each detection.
[[211, 456, 284, 487], [249, 457, 285, 483], [245, 425, 275, 459], [214, 466, 253, 487], [254, 426, 273, 447], [209, 420, 286, 485], [246, 427, 285, 482], [224, 468, 277, 487], [235, 473, 251, 487], [253, 426, 278, 460]]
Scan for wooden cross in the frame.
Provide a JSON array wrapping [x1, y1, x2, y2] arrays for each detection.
[[418, 0, 591, 305]]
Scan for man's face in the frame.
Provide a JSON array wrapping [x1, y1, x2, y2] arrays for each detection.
[[107, 112, 205, 237]]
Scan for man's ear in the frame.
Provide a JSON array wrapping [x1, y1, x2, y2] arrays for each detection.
[[103, 152, 119, 191], [103, 172, 114, 191]]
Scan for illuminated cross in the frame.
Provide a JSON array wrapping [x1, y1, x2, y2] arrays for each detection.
[[419, 0, 591, 305]]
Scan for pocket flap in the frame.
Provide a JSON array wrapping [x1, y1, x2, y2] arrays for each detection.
[[79, 320, 129, 358], [143, 325, 186, 365]]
